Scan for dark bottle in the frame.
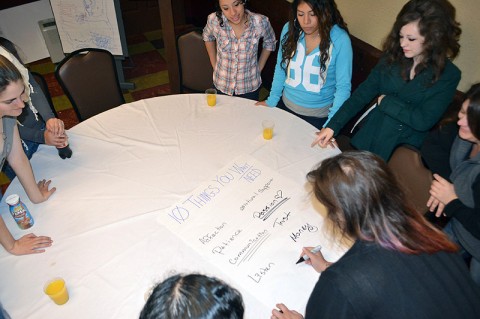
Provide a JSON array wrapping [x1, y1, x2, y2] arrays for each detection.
[[57, 143, 73, 159]]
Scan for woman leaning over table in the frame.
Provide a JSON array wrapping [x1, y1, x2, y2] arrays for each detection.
[[0, 37, 71, 182], [0, 56, 55, 255], [426, 83, 480, 285], [312, 0, 461, 161], [203, 0, 276, 101], [256, 0, 352, 129], [271, 151, 480, 319]]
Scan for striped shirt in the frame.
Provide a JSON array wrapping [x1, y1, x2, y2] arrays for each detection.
[[203, 10, 276, 95]]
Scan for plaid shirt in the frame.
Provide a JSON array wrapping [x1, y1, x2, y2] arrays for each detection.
[[203, 10, 276, 95]]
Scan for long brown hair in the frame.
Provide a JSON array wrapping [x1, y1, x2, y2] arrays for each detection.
[[214, 0, 248, 28], [464, 83, 480, 140], [0, 55, 23, 94], [382, 0, 461, 84], [281, 0, 348, 77], [307, 151, 457, 254]]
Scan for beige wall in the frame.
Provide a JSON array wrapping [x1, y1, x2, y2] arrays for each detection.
[[336, 0, 480, 92]]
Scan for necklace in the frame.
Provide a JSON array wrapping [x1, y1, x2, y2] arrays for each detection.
[[305, 32, 320, 40]]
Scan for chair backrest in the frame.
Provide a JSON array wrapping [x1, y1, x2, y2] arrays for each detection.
[[176, 29, 213, 93], [31, 71, 58, 117], [387, 145, 433, 215], [55, 48, 125, 122]]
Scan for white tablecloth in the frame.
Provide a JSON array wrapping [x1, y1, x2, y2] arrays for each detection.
[[0, 94, 342, 318]]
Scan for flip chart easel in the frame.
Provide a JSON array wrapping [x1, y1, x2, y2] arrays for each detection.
[[49, 0, 134, 89]]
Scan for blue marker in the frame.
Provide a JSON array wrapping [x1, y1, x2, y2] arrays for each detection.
[[296, 245, 322, 264]]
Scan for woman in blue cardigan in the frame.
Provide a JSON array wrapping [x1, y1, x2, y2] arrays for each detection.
[[256, 0, 352, 129], [312, 0, 461, 161]]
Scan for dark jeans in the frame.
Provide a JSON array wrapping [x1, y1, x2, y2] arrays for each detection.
[[215, 87, 260, 101], [277, 99, 327, 129], [443, 221, 480, 286], [0, 302, 11, 319], [2, 139, 40, 181]]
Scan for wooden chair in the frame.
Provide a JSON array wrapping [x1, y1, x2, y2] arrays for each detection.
[[387, 145, 433, 215], [55, 48, 125, 122], [176, 29, 213, 93]]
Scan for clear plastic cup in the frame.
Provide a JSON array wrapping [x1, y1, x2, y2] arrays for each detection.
[[205, 88, 217, 107], [262, 120, 275, 140], [44, 278, 69, 305]]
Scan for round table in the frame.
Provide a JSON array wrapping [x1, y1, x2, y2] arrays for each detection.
[[0, 94, 343, 318]]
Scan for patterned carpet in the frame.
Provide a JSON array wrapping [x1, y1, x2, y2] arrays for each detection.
[[1, 29, 170, 193]]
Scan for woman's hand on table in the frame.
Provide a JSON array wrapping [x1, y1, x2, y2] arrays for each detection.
[[46, 118, 65, 136], [311, 128, 336, 148], [255, 101, 268, 107], [36, 179, 56, 203], [9, 233, 52, 255], [44, 130, 68, 148], [271, 303, 304, 319], [303, 247, 333, 273]]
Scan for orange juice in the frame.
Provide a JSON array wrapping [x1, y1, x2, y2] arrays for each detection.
[[263, 128, 273, 140], [44, 278, 69, 305], [262, 120, 275, 140], [207, 94, 216, 106]]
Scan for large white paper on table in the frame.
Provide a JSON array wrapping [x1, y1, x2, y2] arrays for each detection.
[[157, 154, 346, 316]]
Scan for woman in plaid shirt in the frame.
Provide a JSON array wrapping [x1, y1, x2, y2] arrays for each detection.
[[203, 0, 276, 101]]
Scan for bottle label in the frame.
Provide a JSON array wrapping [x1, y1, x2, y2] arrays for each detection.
[[10, 202, 34, 230]]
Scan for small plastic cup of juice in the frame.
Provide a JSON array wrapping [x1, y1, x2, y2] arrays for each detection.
[[44, 278, 69, 305], [205, 88, 217, 107], [262, 120, 275, 140]]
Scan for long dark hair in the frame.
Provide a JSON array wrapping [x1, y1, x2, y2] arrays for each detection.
[[0, 55, 23, 94], [281, 0, 348, 77], [140, 273, 244, 319], [0, 37, 22, 63], [464, 83, 480, 140], [307, 151, 457, 254], [382, 0, 461, 83], [214, 0, 248, 28]]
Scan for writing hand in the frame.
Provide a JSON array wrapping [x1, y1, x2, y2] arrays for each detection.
[[37, 179, 56, 202], [311, 128, 335, 148], [271, 303, 304, 319], [302, 247, 332, 273], [46, 118, 65, 136], [9, 233, 52, 255], [255, 101, 268, 107], [429, 174, 457, 207]]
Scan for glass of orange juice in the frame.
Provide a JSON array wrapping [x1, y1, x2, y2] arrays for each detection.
[[262, 120, 275, 140], [44, 278, 69, 305], [205, 88, 217, 107]]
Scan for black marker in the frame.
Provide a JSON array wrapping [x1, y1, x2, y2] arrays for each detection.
[[295, 245, 322, 264]]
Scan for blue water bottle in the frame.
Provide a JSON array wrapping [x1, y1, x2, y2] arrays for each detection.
[[5, 194, 34, 230]]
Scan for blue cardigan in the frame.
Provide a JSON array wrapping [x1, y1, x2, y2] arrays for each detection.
[[266, 23, 352, 125]]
